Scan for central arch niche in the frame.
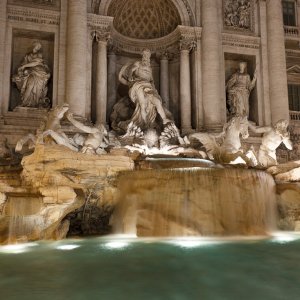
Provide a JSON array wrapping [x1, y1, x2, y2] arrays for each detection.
[[107, 0, 182, 39]]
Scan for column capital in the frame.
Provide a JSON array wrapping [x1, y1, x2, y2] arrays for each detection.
[[179, 37, 197, 52], [156, 49, 174, 61], [91, 29, 111, 44]]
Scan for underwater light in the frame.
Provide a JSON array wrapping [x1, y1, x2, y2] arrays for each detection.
[[271, 232, 300, 244], [103, 241, 130, 249], [0, 243, 38, 254], [56, 244, 80, 250], [169, 239, 219, 248]]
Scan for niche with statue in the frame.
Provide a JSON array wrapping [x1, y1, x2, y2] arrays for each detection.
[[10, 29, 54, 111], [225, 53, 258, 123]]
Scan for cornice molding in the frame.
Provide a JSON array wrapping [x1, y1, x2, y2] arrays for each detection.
[[7, 5, 60, 26], [222, 32, 261, 49]]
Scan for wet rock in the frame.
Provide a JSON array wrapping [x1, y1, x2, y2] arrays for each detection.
[[276, 182, 300, 231], [0, 144, 134, 244]]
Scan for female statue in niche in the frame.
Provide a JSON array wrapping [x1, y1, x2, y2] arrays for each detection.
[[12, 41, 51, 108], [226, 61, 257, 118]]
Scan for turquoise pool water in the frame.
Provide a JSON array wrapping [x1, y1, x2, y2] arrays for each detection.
[[0, 235, 299, 300]]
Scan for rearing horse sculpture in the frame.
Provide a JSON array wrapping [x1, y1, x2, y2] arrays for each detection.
[[189, 116, 256, 166]]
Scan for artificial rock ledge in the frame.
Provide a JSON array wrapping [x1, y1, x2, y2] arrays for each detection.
[[0, 144, 134, 244]]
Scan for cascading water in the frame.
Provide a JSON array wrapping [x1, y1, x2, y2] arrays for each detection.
[[112, 166, 277, 237], [7, 196, 43, 243]]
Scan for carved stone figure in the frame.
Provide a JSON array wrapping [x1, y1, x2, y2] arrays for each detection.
[[249, 119, 293, 168], [66, 112, 108, 155], [15, 103, 78, 152], [12, 41, 51, 108], [226, 62, 257, 118], [190, 116, 256, 165], [224, 0, 251, 30], [40, 103, 79, 151], [118, 49, 171, 131], [16, 103, 108, 154]]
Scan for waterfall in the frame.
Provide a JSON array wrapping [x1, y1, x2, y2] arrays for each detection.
[[7, 196, 43, 243], [112, 167, 277, 237]]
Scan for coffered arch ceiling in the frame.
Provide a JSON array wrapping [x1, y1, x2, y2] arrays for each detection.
[[107, 0, 181, 39], [96, 0, 195, 39]]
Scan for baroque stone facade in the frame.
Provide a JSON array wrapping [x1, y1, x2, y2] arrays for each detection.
[[0, 0, 299, 160]]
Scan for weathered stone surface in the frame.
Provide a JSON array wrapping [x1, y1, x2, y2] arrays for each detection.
[[22, 144, 134, 189], [276, 182, 300, 231], [0, 144, 134, 244], [267, 161, 300, 182]]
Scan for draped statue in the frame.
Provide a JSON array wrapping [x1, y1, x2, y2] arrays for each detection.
[[226, 62, 257, 118], [118, 49, 171, 131], [12, 41, 51, 108]]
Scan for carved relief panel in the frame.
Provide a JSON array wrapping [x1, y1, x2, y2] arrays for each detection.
[[223, 0, 254, 33]]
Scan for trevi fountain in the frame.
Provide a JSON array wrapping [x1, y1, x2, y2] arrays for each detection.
[[0, 0, 300, 299]]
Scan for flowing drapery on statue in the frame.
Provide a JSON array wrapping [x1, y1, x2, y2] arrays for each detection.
[[118, 49, 171, 131], [226, 62, 257, 118], [12, 41, 51, 108]]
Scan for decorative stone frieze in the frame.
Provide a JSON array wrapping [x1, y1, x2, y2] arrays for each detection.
[[87, 14, 113, 31], [107, 25, 201, 55], [222, 33, 260, 49], [7, 5, 60, 26]]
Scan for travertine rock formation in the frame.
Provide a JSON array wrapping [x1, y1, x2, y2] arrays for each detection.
[[276, 183, 300, 231], [0, 144, 134, 244]]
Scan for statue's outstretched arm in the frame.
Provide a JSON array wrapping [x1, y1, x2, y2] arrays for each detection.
[[249, 66, 258, 91], [248, 123, 270, 134]]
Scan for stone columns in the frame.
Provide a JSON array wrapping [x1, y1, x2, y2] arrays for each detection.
[[179, 39, 195, 133], [258, 0, 271, 125], [0, 0, 7, 115], [94, 31, 110, 125], [107, 47, 117, 119], [191, 37, 203, 130], [159, 51, 170, 108], [66, 0, 88, 117], [266, 0, 290, 123], [201, 0, 222, 131]]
